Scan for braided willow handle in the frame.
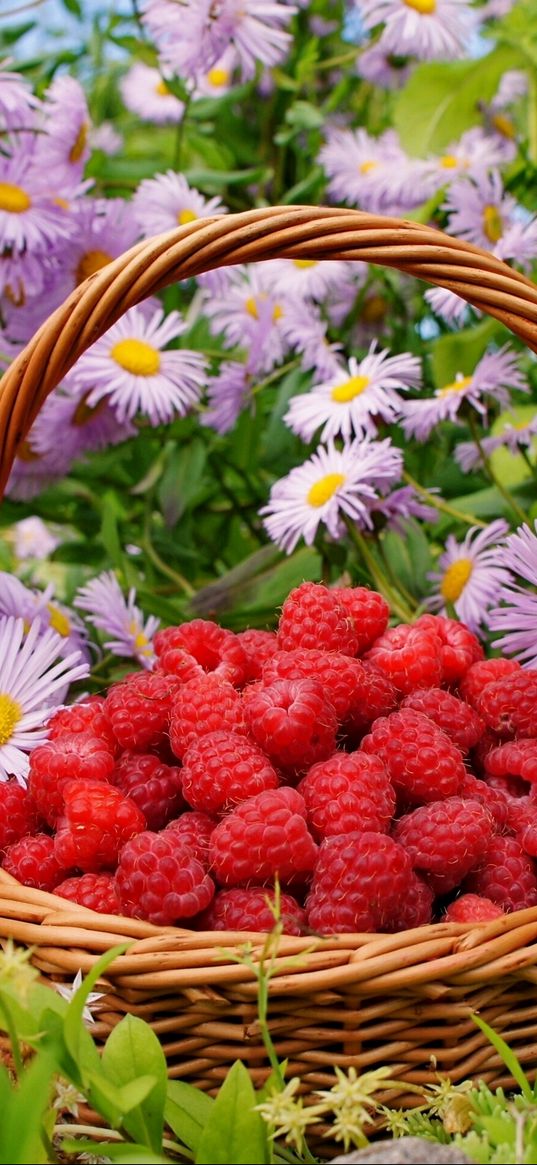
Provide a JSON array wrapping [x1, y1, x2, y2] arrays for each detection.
[[1, 204, 537, 498]]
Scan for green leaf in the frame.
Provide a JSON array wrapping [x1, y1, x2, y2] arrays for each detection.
[[489, 405, 537, 486], [100, 491, 127, 569], [381, 520, 433, 599], [195, 1061, 269, 1164], [63, 946, 129, 1087], [60, 0, 82, 15], [429, 318, 500, 388], [472, 1015, 533, 1100], [491, 0, 537, 68], [102, 1015, 168, 1152], [165, 1080, 214, 1153], [157, 439, 207, 528], [0, 1053, 56, 1163], [60, 1139, 171, 1164]]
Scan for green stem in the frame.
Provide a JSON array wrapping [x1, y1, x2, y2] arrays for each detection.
[[251, 358, 302, 398], [344, 520, 415, 622], [467, 413, 527, 524], [402, 471, 488, 529], [142, 516, 195, 597], [174, 92, 192, 170]]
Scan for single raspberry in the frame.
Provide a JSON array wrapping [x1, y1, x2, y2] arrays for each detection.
[[476, 672, 537, 738], [236, 629, 279, 683], [115, 831, 215, 925], [297, 751, 395, 841], [28, 733, 115, 827], [169, 674, 247, 760], [262, 649, 369, 724], [105, 671, 180, 752], [443, 894, 504, 924], [463, 835, 537, 912], [401, 688, 484, 754], [385, 873, 433, 932], [393, 798, 494, 894], [0, 782, 40, 856], [365, 624, 443, 695], [154, 619, 248, 687], [343, 662, 399, 740], [242, 677, 337, 775], [414, 614, 483, 685], [459, 773, 510, 830], [47, 699, 117, 752], [210, 787, 318, 886], [484, 739, 537, 785], [3, 833, 72, 891], [54, 780, 146, 872], [505, 798, 537, 858], [361, 709, 466, 804], [181, 731, 279, 815], [198, 887, 306, 935], [164, 811, 216, 866], [486, 772, 529, 801], [459, 658, 522, 709], [55, 873, 121, 915], [277, 582, 360, 656], [112, 751, 185, 830], [305, 831, 413, 934], [330, 586, 390, 654]]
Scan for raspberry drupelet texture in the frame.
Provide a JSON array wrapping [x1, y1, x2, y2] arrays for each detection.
[[169, 674, 247, 760], [105, 670, 180, 751], [0, 782, 40, 855], [54, 779, 146, 872], [115, 831, 215, 925], [305, 831, 414, 934], [163, 811, 216, 866], [504, 798, 537, 857], [414, 614, 483, 685], [47, 698, 117, 752], [459, 657, 521, 709], [261, 648, 368, 722], [297, 751, 395, 841], [463, 835, 537, 912], [393, 797, 494, 894], [343, 662, 399, 740], [443, 894, 504, 923], [476, 672, 537, 738], [28, 732, 115, 827], [330, 586, 390, 654], [181, 731, 279, 815], [361, 708, 467, 804], [388, 873, 434, 931], [210, 787, 318, 886], [277, 581, 360, 655], [401, 688, 484, 753], [484, 739, 537, 784], [242, 676, 338, 775], [198, 887, 306, 935], [154, 619, 248, 687], [459, 773, 510, 830], [112, 751, 185, 830], [236, 629, 279, 682], [365, 623, 443, 694], [55, 872, 122, 914], [3, 832, 73, 891]]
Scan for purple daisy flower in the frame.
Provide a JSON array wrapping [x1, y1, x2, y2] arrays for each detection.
[[34, 75, 91, 188], [0, 147, 76, 253], [0, 59, 39, 131], [318, 126, 426, 215], [400, 346, 527, 442], [443, 169, 519, 254], [29, 378, 137, 464], [427, 519, 512, 634], [205, 266, 290, 375], [132, 171, 226, 237], [280, 299, 343, 380], [13, 517, 59, 561], [266, 257, 351, 304], [201, 361, 253, 434], [372, 484, 439, 533], [424, 285, 475, 326], [356, 0, 477, 61], [191, 46, 239, 97], [74, 572, 159, 670], [455, 415, 537, 474], [356, 43, 413, 89], [489, 522, 537, 668], [0, 573, 90, 666], [120, 62, 185, 124], [5, 441, 73, 501]]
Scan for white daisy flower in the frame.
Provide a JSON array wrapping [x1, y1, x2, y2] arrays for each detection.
[[357, 0, 477, 62], [74, 572, 159, 670], [55, 970, 104, 1026], [120, 62, 184, 124]]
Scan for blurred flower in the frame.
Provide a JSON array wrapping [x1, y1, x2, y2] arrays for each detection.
[[88, 121, 123, 154], [280, 298, 343, 379], [53, 1079, 86, 1117], [0, 573, 90, 664], [206, 265, 289, 374], [455, 414, 537, 473], [29, 378, 137, 464], [0, 248, 47, 301], [490, 521, 537, 667], [356, 0, 476, 61], [424, 285, 474, 326], [356, 43, 413, 89], [400, 346, 527, 441], [34, 74, 91, 188], [267, 257, 351, 303], [420, 128, 513, 196], [372, 484, 439, 532], [55, 970, 104, 1026], [427, 519, 511, 633], [192, 46, 239, 96], [13, 516, 59, 561], [0, 147, 76, 253], [0, 59, 39, 130], [74, 571, 159, 669], [201, 361, 253, 433], [255, 1077, 324, 1153], [5, 442, 73, 501], [443, 168, 537, 268], [120, 61, 184, 123], [319, 126, 426, 214], [132, 170, 226, 237]]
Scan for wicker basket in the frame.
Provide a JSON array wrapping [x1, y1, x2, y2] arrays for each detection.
[[2, 206, 537, 1147]]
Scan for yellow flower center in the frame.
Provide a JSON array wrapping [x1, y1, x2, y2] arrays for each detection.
[[307, 472, 346, 507], [362, 294, 387, 324], [359, 160, 378, 175], [156, 79, 170, 96], [331, 374, 370, 403], [0, 693, 22, 746], [491, 112, 516, 140], [440, 154, 458, 169], [403, 0, 436, 12], [47, 603, 71, 637], [17, 439, 40, 463], [72, 393, 108, 426], [75, 249, 113, 284], [245, 294, 282, 322], [69, 121, 88, 164], [178, 208, 198, 225], [440, 558, 473, 603], [0, 182, 31, 213], [293, 259, 317, 269], [110, 338, 160, 376], [483, 204, 503, 243], [207, 67, 229, 87], [438, 374, 473, 397], [129, 621, 153, 657]]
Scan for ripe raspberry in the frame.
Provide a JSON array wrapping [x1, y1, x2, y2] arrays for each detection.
[[414, 614, 483, 685], [3, 833, 72, 892], [105, 671, 180, 752], [393, 798, 494, 894], [181, 731, 279, 815], [28, 733, 115, 827], [476, 672, 537, 738], [459, 773, 510, 830], [484, 739, 537, 785], [112, 751, 185, 830], [210, 787, 318, 886], [305, 831, 413, 934], [198, 887, 306, 936], [154, 619, 247, 687], [169, 674, 246, 760], [115, 831, 215, 925], [470, 728, 498, 776], [361, 709, 466, 804], [0, 782, 40, 856], [459, 658, 521, 709], [330, 586, 390, 654], [487, 772, 529, 801], [236, 629, 279, 683], [262, 649, 369, 722], [242, 677, 337, 775], [47, 698, 117, 752], [505, 798, 537, 858], [365, 624, 443, 695], [463, 835, 537, 912], [54, 780, 146, 872], [164, 811, 216, 866], [443, 894, 504, 923], [343, 662, 399, 739], [401, 688, 484, 754], [55, 873, 121, 915], [297, 752, 395, 841], [277, 582, 360, 656], [386, 873, 433, 932]]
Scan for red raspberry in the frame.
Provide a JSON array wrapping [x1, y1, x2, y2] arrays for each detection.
[[459, 658, 521, 709], [112, 751, 185, 830], [443, 894, 504, 923], [365, 624, 443, 695], [164, 811, 216, 866], [181, 731, 279, 815], [343, 662, 399, 739], [262, 649, 369, 723], [154, 620, 247, 687], [484, 739, 537, 785], [361, 709, 466, 804], [47, 699, 117, 752], [28, 733, 115, 827], [0, 782, 40, 855], [115, 831, 215, 925], [3, 833, 72, 891], [277, 582, 360, 656], [487, 772, 529, 801], [414, 614, 483, 685], [305, 831, 413, 934], [393, 798, 494, 894], [505, 798, 537, 858], [105, 671, 180, 752], [459, 773, 510, 830], [387, 873, 433, 932], [210, 787, 318, 886], [470, 728, 499, 776], [330, 586, 390, 654], [401, 688, 484, 753], [236, 629, 279, 682], [297, 752, 395, 841], [169, 674, 246, 760], [463, 835, 537, 912], [242, 677, 337, 775], [476, 672, 537, 738], [198, 887, 306, 935], [55, 873, 121, 915], [54, 780, 146, 872]]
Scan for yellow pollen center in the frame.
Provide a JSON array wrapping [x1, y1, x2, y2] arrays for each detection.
[[362, 294, 387, 324], [69, 121, 88, 164], [307, 472, 346, 507], [156, 79, 170, 96], [440, 154, 458, 168], [403, 0, 436, 12], [438, 374, 473, 397], [47, 603, 71, 637], [0, 182, 31, 213], [359, 160, 378, 175], [207, 67, 229, 86], [440, 558, 473, 603], [75, 249, 113, 284], [483, 204, 503, 243], [0, 693, 22, 745], [178, 208, 198, 225], [272, 303, 283, 321], [130, 621, 152, 657], [293, 259, 317, 269], [245, 295, 260, 319], [492, 113, 516, 140], [110, 338, 160, 376], [331, 374, 370, 403]]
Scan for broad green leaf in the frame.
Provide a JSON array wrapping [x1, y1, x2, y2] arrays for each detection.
[[236, 547, 321, 615], [472, 1015, 533, 1100], [60, 1139, 171, 1163], [491, 0, 537, 69], [102, 1015, 168, 1152], [446, 485, 514, 520], [489, 405, 537, 486], [60, 0, 82, 14], [165, 1080, 214, 1153], [157, 439, 207, 528], [195, 1061, 269, 1164], [63, 946, 129, 1086], [430, 318, 500, 388], [100, 491, 127, 570], [381, 520, 433, 599], [0, 1053, 56, 1163]]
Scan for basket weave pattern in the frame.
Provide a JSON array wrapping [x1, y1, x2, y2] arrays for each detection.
[[1, 207, 537, 1139]]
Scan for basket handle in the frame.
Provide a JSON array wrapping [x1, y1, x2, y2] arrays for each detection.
[[1, 204, 537, 499]]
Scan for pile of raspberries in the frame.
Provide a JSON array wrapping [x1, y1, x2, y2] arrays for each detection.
[[4, 580, 537, 937]]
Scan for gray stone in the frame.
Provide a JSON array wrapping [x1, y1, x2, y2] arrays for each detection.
[[331, 1135, 473, 1164]]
